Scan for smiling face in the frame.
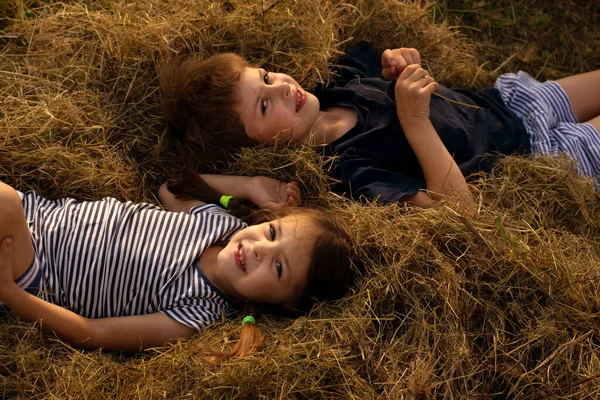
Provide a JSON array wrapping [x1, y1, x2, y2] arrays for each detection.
[[235, 67, 322, 144], [212, 215, 317, 309]]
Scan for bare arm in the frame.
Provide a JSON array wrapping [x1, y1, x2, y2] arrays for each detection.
[[381, 48, 473, 208], [159, 183, 206, 213], [0, 238, 194, 353], [200, 175, 300, 210], [160, 175, 301, 212], [394, 65, 474, 208]]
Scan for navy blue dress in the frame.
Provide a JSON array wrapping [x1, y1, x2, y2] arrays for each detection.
[[317, 42, 530, 202]]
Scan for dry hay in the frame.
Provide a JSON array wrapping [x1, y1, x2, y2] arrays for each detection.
[[1, 0, 600, 398]]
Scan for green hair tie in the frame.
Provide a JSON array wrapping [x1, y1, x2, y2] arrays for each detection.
[[242, 315, 256, 325], [220, 195, 233, 209]]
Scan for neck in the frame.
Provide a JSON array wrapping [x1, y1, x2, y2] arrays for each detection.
[[200, 246, 236, 299], [308, 108, 355, 146]]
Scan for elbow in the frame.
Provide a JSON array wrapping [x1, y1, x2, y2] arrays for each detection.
[[410, 186, 475, 210], [457, 191, 476, 215], [403, 191, 436, 208], [158, 182, 177, 210], [434, 188, 476, 211], [72, 319, 103, 350]]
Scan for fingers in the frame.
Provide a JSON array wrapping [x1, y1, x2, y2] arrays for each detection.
[[424, 78, 440, 94], [381, 48, 421, 79], [381, 49, 400, 79], [381, 65, 398, 80], [401, 48, 421, 66], [399, 64, 429, 80], [398, 65, 437, 90], [286, 182, 301, 206], [394, 64, 439, 122]]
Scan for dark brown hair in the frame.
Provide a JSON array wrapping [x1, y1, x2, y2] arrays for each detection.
[[159, 53, 261, 204], [228, 207, 355, 357], [291, 208, 355, 311], [159, 53, 259, 165]]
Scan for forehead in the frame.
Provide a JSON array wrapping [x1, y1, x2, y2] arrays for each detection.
[[279, 215, 318, 288], [279, 214, 316, 244], [236, 67, 260, 123]]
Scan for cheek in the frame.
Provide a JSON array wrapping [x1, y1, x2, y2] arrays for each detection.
[[247, 113, 291, 143], [218, 244, 234, 267], [243, 271, 275, 301], [246, 124, 271, 143], [271, 109, 291, 132]]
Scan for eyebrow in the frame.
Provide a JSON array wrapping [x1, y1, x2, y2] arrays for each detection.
[[279, 221, 292, 284]]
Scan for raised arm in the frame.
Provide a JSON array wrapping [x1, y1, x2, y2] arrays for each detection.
[[159, 182, 206, 213], [393, 64, 474, 208], [200, 175, 300, 210], [160, 174, 301, 213], [0, 237, 194, 353]]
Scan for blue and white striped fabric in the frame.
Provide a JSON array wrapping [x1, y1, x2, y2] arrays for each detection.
[[495, 71, 600, 183], [18, 191, 245, 332], [14, 258, 41, 294]]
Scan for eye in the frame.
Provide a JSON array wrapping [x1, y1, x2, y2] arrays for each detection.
[[261, 98, 268, 115], [269, 224, 276, 240], [263, 71, 270, 84], [276, 260, 283, 278]]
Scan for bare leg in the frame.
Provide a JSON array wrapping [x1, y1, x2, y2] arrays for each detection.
[[555, 70, 600, 123], [587, 115, 600, 133], [0, 182, 35, 281]]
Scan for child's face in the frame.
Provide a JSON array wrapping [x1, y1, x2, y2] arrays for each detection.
[[235, 67, 321, 144], [216, 215, 316, 309]]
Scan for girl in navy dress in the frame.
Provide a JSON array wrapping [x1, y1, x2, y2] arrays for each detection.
[[159, 42, 600, 208]]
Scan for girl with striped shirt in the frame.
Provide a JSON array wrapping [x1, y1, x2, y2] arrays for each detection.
[[0, 177, 353, 354], [159, 42, 600, 209]]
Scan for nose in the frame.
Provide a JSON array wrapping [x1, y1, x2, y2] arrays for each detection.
[[272, 80, 290, 99], [253, 239, 273, 261]]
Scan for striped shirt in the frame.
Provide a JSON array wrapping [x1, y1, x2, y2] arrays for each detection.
[[20, 191, 245, 331]]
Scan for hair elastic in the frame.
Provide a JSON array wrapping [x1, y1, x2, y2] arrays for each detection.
[[242, 315, 256, 326], [220, 195, 233, 209]]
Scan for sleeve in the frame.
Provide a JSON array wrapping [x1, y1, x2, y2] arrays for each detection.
[[330, 41, 384, 82], [189, 203, 247, 243], [335, 150, 425, 203], [189, 203, 231, 216], [161, 296, 229, 332]]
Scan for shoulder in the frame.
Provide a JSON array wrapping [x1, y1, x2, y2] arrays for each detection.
[[190, 203, 247, 240], [189, 204, 245, 226]]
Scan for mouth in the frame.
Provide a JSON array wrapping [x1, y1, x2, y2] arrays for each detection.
[[235, 243, 246, 272], [295, 88, 306, 113]]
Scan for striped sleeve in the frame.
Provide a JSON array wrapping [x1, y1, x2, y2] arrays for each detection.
[[161, 295, 231, 332], [189, 204, 248, 242]]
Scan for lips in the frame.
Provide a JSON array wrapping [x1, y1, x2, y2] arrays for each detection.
[[235, 243, 246, 272], [295, 88, 306, 112]]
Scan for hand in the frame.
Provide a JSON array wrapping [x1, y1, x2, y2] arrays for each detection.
[[381, 48, 421, 80], [0, 237, 15, 297], [248, 176, 301, 211], [394, 64, 439, 126]]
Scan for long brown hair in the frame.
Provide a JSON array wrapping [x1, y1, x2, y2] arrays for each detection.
[[159, 53, 261, 204], [159, 53, 259, 163], [227, 207, 355, 358]]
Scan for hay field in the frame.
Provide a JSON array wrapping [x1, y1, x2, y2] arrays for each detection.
[[1, 0, 600, 398]]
